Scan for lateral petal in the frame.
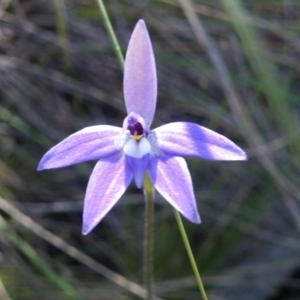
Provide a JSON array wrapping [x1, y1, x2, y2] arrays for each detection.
[[124, 20, 157, 128], [82, 153, 133, 234], [37, 125, 124, 170], [152, 122, 247, 161], [148, 155, 201, 223]]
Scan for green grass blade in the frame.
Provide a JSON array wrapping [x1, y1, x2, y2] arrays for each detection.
[[0, 215, 82, 300]]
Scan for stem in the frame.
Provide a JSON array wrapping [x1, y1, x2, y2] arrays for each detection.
[[143, 173, 155, 300], [173, 209, 208, 300], [95, 0, 125, 70]]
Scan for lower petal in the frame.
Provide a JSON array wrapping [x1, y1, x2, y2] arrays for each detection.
[[82, 153, 133, 235], [126, 154, 150, 188], [148, 155, 201, 223]]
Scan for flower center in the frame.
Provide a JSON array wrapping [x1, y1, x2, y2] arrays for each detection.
[[123, 112, 148, 141], [123, 112, 151, 158], [127, 122, 144, 141]]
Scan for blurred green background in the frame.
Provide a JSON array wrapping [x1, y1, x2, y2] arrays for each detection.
[[0, 0, 300, 299]]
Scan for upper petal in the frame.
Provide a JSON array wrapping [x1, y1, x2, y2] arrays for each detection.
[[148, 155, 201, 223], [152, 122, 247, 160], [124, 20, 157, 128], [37, 125, 124, 170], [82, 153, 133, 235]]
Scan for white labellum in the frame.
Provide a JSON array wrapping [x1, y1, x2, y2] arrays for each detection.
[[124, 137, 151, 158]]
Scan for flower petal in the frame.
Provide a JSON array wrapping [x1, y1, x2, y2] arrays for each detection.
[[148, 155, 201, 223], [37, 125, 124, 170], [124, 20, 157, 128], [126, 154, 150, 188], [152, 122, 247, 161], [82, 153, 133, 234]]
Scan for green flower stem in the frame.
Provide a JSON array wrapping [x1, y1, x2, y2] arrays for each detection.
[[173, 209, 208, 300], [95, 0, 125, 70], [143, 173, 155, 300]]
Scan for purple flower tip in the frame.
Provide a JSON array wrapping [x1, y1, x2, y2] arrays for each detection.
[[126, 112, 139, 125], [137, 19, 146, 26]]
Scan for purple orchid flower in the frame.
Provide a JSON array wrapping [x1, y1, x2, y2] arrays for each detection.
[[38, 20, 247, 235]]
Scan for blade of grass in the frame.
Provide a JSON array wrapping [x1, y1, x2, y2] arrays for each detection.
[[95, 0, 124, 69], [0, 196, 164, 300], [222, 0, 300, 165], [0, 277, 12, 300], [51, 0, 72, 72], [173, 209, 208, 300], [177, 0, 300, 232], [0, 215, 82, 300]]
